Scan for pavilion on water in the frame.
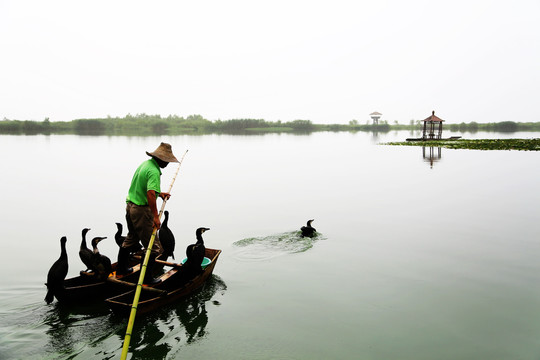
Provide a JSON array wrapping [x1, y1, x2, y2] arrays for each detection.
[[421, 111, 444, 140]]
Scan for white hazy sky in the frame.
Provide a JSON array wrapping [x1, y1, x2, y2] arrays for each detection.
[[1, 0, 539, 124]]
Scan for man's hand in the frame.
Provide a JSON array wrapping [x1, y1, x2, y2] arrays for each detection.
[[153, 213, 161, 230], [159, 192, 171, 201]]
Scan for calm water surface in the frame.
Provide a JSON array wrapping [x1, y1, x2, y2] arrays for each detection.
[[1, 131, 539, 359]]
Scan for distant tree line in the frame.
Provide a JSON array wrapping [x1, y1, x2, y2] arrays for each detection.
[[0, 115, 320, 135], [1, 114, 540, 136], [445, 121, 540, 132]]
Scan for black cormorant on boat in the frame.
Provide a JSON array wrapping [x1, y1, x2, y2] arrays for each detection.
[[115, 222, 141, 253], [115, 222, 141, 276], [91, 237, 112, 281], [79, 228, 94, 272], [184, 227, 209, 278], [45, 236, 68, 304], [159, 210, 176, 260], [114, 222, 126, 248], [301, 219, 316, 238]]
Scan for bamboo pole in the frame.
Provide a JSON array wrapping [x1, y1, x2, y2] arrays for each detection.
[[120, 149, 188, 360]]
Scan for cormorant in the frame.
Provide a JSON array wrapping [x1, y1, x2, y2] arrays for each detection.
[[184, 227, 209, 277], [159, 210, 176, 260], [115, 222, 141, 253], [114, 222, 126, 248], [79, 228, 94, 272], [45, 236, 68, 304], [91, 237, 112, 280], [301, 219, 316, 238], [115, 222, 141, 276]]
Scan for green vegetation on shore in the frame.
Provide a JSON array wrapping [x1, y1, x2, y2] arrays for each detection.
[[0, 114, 390, 135], [1, 114, 540, 136], [384, 138, 540, 151]]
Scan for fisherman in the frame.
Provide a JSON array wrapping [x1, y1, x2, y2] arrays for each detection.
[[116, 142, 179, 284]]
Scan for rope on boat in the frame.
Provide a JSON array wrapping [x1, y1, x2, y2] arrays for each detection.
[[120, 149, 188, 360]]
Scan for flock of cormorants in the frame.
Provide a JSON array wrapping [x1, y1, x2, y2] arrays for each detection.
[[45, 217, 317, 304], [45, 211, 213, 304]]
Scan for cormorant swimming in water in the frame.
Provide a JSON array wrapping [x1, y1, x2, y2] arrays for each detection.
[[45, 236, 68, 304], [79, 228, 94, 272], [91, 237, 112, 280], [159, 210, 176, 260], [301, 219, 316, 238], [184, 227, 209, 278]]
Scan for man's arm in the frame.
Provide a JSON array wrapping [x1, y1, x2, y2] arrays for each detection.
[[147, 191, 172, 229], [147, 190, 161, 230]]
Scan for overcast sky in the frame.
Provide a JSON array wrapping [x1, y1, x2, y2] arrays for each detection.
[[1, 0, 538, 124]]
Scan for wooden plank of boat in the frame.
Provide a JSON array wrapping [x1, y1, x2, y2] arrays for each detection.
[[54, 262, 143, 304], [107, 277, 167, 295], [105, 248, 222, 316], [155, 258, 182, 268]]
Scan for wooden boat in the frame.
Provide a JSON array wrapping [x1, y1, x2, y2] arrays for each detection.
[[406, 136, 462, 142], [53, 262, 144, 304], [105, 248, 221, 316]]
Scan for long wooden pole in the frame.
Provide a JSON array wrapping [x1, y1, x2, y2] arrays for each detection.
[[120, 149, 188, 360]]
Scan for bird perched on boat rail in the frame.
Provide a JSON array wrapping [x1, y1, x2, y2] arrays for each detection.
[[114, 222, 126, 248], [159, 210, 176, 260], [184, 227, 209, 278], [301, 219, 316, 238], [91, 237, 112, 281], [79, 228, 94, 272], [45, 236, 68, 304], [114, 222, 142, 276]]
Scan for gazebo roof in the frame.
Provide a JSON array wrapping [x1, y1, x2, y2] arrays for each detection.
[[370, 111, 382, 116], [423, 111, 444, 122]]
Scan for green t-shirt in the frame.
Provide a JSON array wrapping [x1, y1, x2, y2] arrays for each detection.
[[126, 158, 162, 205]]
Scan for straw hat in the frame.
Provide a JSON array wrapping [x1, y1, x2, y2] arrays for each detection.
[[146, 142, 179, 163]]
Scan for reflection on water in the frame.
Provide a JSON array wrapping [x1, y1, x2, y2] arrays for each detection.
[[0, 275, 229, 360], [232, 231, 323, 261], [126, 321, 171, 360], [125, 275, 227, 360], [43, 302, 123, 359], [422, 146, 442, 168], [173, 275, 226, 344], [0, 299, 123, 360]]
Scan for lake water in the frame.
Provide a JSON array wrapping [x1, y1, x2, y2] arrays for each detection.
[[1, 131, 539, 360]]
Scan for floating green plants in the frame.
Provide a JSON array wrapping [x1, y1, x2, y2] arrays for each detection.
[[383, 138, 540, 151]]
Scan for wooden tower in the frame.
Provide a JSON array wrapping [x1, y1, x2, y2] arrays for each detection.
[[370, 112, 382, 125]]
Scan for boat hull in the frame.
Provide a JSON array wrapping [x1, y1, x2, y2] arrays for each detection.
[[54, 263, 142, 304], [106, 248, 221, 316]]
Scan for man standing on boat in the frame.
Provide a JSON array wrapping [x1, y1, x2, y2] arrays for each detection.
[[117, 142, 179, 284]]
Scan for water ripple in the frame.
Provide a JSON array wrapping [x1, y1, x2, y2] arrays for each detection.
[[232, 231, 323, 261]]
